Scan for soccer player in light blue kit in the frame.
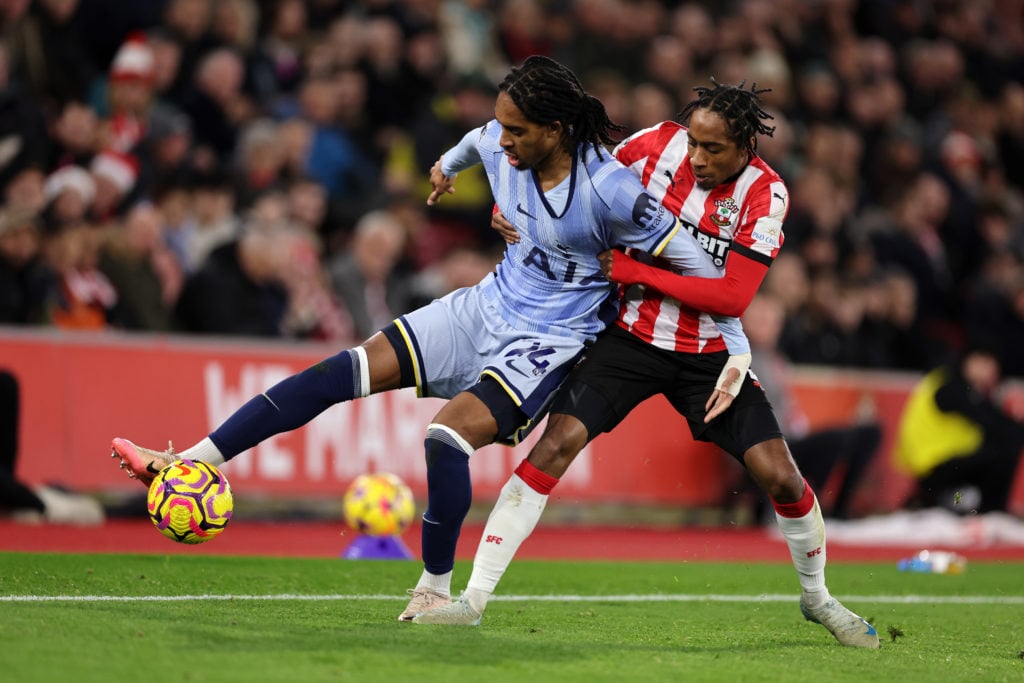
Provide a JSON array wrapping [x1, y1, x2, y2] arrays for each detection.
[[110, 56, 750, 620]]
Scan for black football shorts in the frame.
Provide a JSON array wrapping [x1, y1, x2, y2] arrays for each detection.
[[550, 325, 783, 460]]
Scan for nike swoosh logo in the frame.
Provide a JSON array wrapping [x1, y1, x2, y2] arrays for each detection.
[[505, 358, 530, 378], [146, 462, 162, 474], [516, 204, 536, 219], [569, 386, 583, 407]]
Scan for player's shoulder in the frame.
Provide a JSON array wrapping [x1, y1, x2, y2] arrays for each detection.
[[735, 157, 789, 227], [744, 155, 789, 200], [614, 120, 686, 158], [476, 120, 503, 149], [580, 145, 644, 199], [627, 119, 686, 140], [748, 155, 786, 187]]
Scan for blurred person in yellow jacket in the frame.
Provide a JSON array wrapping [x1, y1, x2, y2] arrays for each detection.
[[896, 343, 1024, 513]]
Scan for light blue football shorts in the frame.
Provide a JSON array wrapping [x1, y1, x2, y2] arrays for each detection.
[[391, 285, 588, 444]]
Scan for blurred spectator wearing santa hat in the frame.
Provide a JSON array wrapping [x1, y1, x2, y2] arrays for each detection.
[[96, 32, 156, 155], [43, 165, 96, 227], [89, 150, 138, 223]]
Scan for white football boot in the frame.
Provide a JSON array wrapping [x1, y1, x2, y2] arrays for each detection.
[[398, 588, 451, 622], [801, 596, 880, 648], [411, 594, 483, 626]]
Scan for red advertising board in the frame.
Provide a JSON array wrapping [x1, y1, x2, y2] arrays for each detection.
[[3, 328, 1021, 514]]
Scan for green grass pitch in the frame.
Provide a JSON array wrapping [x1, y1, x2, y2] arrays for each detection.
[[1, 552, 1021, 683]]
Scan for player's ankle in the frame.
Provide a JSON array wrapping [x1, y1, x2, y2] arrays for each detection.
[[801, 587, 830, 609], [464, 587, 490, 613]]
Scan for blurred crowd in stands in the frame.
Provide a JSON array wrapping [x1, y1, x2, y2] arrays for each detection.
[[0, 0, 1022, 376]]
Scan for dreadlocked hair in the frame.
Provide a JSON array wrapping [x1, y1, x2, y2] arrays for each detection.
[[499, 55, 624, 160], [678, 78, 775, 155]]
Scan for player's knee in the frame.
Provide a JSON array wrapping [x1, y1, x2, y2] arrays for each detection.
[[528, 418, 587, 478], [770, 475, 806, 501], [746, 439, 804, 502], [762, 470, 805, 503], [527, 441, 560, 475]]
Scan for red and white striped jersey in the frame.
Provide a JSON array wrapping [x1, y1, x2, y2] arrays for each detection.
[[612, 120, 788, 352]]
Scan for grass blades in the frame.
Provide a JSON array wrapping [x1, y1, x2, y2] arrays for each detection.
[[1, 552, 1022, 683]]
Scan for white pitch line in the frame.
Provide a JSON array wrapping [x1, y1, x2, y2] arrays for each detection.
[[1, 593, 1022, 605]]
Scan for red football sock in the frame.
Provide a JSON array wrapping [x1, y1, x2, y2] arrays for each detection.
[[514, 459, 559, 494], [772, 478, 815, 518]]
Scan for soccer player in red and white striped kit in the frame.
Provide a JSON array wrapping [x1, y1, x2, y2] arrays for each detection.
[[415, 80, 880, 649]]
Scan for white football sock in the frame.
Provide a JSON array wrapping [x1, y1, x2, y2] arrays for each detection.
[[464, 473, 548, 613], [178, 437, 226, 466], [775, 495, 830, 607], [417, 569, 452, 597]]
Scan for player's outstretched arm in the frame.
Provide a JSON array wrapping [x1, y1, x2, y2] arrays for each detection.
[[427, 156, 457, 206], [599, 248, 768, 318]]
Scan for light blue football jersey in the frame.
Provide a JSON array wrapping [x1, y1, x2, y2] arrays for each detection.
[[442, 123, 746, 350]]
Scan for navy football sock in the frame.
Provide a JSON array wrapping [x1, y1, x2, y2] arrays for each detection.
[[421, 425, 473, 575], [210, 349, 363, 459]]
